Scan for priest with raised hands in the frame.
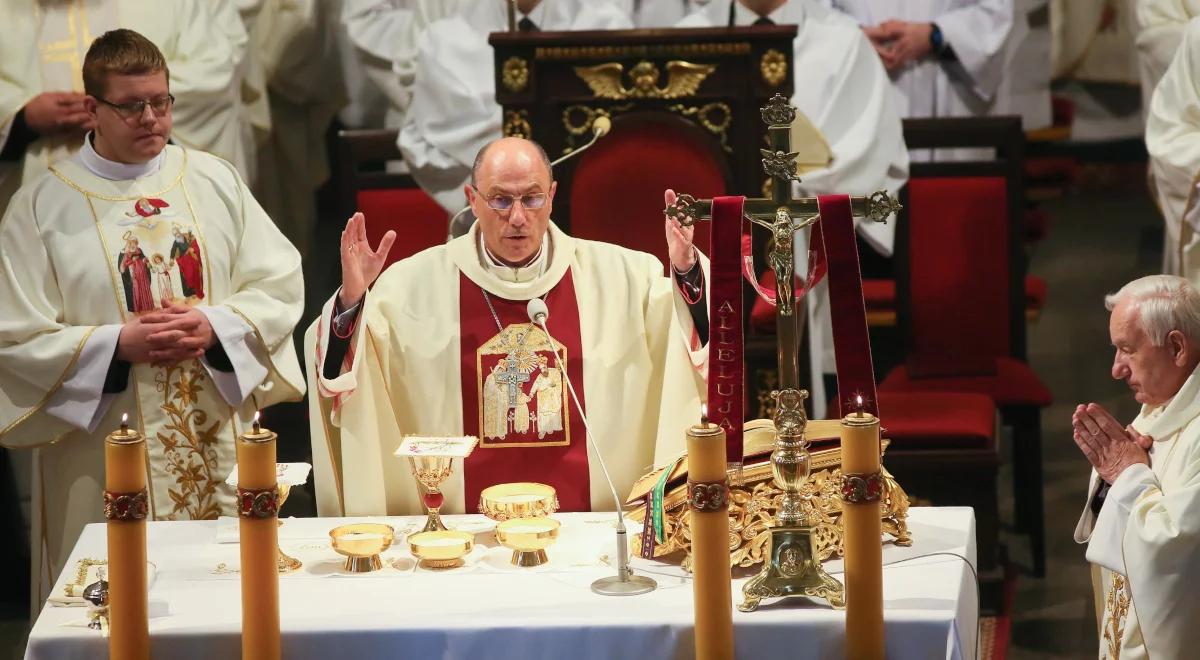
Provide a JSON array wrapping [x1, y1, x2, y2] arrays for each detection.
[[0, 29, 305, 611], [307, 137, 706, 517]]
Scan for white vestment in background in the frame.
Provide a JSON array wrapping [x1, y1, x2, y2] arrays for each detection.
[[0, 0, 257, 213], [0, 143, 304, 611], [398, 0, 632, 215], [681, 0, 909, 415], [1074, 365, 1200, 659], [1146, 18, 1200, 280], [1135, 0, 1200, 118], [305, 222, 704, 516], [240, 0, 347, 259], [994, 0, 1050, 131], [1051, 0, 1139, 84]]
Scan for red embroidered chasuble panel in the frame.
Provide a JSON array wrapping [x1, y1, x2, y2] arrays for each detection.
[[458, 272, 590, 512]]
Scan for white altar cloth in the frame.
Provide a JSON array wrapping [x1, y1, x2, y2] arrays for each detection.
[[24, 507, 977, 660]]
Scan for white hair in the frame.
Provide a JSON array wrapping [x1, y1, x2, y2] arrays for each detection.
[[1104, 275, 1200, 346]]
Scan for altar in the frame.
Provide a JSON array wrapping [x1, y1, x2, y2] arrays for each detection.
[[25, 507, 977, 660]]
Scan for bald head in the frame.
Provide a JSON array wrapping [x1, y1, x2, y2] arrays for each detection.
[[470, 137, 553, 188], [465, 137, 557, 266]]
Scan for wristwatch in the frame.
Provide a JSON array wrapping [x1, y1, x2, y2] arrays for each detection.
[[929, 22, 945, 54]]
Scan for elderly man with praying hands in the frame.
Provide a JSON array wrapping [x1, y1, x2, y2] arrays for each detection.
[[1072, 274, 1200, 659]]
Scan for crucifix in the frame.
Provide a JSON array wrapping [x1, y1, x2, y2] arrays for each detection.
[[664, 93, 900, 612], [496, 355, 530, 406]]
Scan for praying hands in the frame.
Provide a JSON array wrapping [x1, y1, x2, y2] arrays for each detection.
[[862, 21, 935, 72], [1071, 403, 1152, 484]]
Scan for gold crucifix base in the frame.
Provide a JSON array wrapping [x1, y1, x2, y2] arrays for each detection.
[[738, 525, 845, 612]]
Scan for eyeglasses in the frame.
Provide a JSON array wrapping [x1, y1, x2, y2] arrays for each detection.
[[473, 187, 548, 213], [97, 94, 175, 119]]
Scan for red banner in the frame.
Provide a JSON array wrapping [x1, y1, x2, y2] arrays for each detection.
[[709, 196, 746, 464], [815, 194, 879, 417]]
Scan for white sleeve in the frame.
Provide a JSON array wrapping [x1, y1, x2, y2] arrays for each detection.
[[1085, 463, 1156, 574], [44, 324, 123, 432], [199, 305, 269, 406]]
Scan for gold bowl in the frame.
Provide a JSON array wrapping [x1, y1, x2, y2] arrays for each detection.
[[329, 523, 394, 573], [479, 482, 559, 521], [494, 517, 561, 567], [409, 530, 474, 569]]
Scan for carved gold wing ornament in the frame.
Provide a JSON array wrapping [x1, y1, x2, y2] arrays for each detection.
[[573, 60, 716, 100], [626, 419, 912, 570]]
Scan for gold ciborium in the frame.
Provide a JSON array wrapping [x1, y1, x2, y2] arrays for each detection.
[[276, 483, 302, 573], [330, 523, 395, 573], [739, 390, 845, 611], [495, 517, 561, 567], [409, 455, 454, 533], [409, 530, 474, 569], [479, 482, 559, 521]]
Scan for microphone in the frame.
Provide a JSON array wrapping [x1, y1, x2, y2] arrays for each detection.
[[450, 117, 614, 235], [526, 299, 656, 596]]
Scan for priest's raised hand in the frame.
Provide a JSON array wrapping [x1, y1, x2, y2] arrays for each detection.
[[338, 211, 397, 309], [663, 188, 696, 273]]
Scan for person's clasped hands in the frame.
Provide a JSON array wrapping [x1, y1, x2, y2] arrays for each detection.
[[1071, 402, 1153, 484]]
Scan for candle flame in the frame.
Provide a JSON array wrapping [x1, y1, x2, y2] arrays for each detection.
[[701, 403, 708, 420], [856, 395, 863, 406], [120, 413, 128, 430], [252, 410, 262, 433]]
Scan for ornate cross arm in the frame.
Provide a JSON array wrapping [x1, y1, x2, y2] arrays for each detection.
[[664, 190, 901, 229]]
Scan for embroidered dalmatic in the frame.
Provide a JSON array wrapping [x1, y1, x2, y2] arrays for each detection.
[[0, 145, 304, 606], [0, 0, 259, 210], [307, 222, 706, 517], [1074, 364, 1200, 659]]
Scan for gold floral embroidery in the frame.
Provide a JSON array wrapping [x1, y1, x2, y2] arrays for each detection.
[[155, 361, 222, 520], [1104, 572, 1131, 659]]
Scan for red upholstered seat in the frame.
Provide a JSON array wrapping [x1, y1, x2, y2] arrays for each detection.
[[568, 113, 726, 268], [356, 188, 448, 269], [877, 391, 996, 450], [1025, 275, 1047, 313], [881, 357, 1052, 407]]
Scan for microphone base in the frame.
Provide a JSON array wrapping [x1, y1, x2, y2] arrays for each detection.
[[590, 573, 656, 596]]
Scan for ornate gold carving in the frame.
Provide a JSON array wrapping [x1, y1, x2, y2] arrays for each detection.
[[156, 361, 222, 521], [631, 420, 912, 570], [560, 102, 732, 155], [501, 56, 530, 93], [103, 489, 149, 521], [574, 60, 715, 100], [1104, 572, 1131, 658], [760, 92, 796, 126], [537, 43, 751, 61], [867, 190, 903, 223], [760, 49, 787, 87], [666, 102, 732, 153], [503, 110, 531, 139], [761, 148, 801, 184], [687, 480, 728, 512]]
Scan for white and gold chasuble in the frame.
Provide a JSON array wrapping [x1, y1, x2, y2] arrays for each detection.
[[0, 145, 304, 605], [306, 222, 707, 517], [1075, 365, 1200, 659]]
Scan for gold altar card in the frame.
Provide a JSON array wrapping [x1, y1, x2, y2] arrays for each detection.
[[394, 435, 480, 458], [626, 419, 911, 569]]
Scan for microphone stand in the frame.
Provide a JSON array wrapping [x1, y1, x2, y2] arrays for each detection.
[[530, 307, 656, 596]]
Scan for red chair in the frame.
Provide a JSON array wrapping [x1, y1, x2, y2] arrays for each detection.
[[883, 118, 1053, 576], [336, 129, 448, 270], [564, 113, 730, 268]]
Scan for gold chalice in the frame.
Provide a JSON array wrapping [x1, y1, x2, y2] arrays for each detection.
[[276, 484, 302, 573], [495, 517, 561, 567], [478, 482, 559, 521], [409, 530, 474, 569], [409, 455, 454, 533], [330, 523, 395, 573]]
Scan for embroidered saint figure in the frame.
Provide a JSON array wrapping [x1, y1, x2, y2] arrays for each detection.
[[117, 234, 155, 313], [170, 224, 204, 299]]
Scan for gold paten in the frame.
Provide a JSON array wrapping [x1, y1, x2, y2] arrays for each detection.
[[574, 60, 715, 100], [760, 49, 787, 87], [409, 530, 474, 569], [330, 523, 394, 573], [627, 418, 911, 570], [479, 482, 559, 521], [495, 517, 561, 566], [502, 56, 530, 93], [503, 110, 531, 139]]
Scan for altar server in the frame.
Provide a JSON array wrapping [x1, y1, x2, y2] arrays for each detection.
[[0, 29, 304, 610]]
